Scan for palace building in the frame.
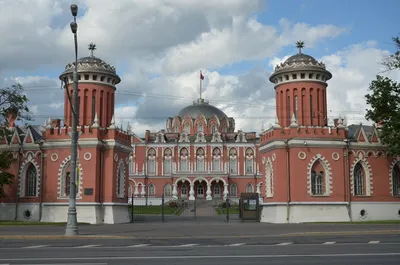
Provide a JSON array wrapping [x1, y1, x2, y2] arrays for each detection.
[[0, 43, 399, 224]]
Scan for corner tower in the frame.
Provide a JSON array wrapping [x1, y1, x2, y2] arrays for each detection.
[[269, 41, 332, 127], [59, 43, 121, 127]]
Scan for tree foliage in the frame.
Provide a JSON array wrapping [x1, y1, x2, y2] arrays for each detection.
[[365, 36, 400, 156], [0, 84, 31, 198]]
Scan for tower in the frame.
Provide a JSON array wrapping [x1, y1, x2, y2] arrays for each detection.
[[59, 43, 121, 127], [269, 41, 332, 127]]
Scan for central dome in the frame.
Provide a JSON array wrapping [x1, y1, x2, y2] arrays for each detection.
[[178, 98, 228, 120]]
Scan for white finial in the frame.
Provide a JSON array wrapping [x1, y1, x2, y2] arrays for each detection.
[[92, 112, 99, 128], [46, 117, 52, 129], [127, 122, 132, 133], [109, 114, 116, 129], [273, 115, 281, 128], [290, 113, 298, 127]]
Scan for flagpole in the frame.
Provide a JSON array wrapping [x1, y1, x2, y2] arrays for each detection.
[[199, 70, 202, 100]]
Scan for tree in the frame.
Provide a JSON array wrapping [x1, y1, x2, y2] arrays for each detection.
[[365, 36, 400, 156], [0, 83, 31, 198]]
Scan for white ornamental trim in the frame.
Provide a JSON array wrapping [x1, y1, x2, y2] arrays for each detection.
[[272, 153, 276, 161], [389, 159, 400, 196], [57, 155, 83, 199], [51, 153, 58, 162], [306, 154, 333, 196], [18, 152, 41, 197], [116, 159, 126, 198], [350, 152, 373, 196], [114, 154, 118, 162], [332, 152, 340, 161], [83, 152, 92, 161], [265, 157, 274, 198], [298, 151, 307, 160]]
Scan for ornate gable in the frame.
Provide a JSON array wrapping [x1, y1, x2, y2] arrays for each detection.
[[235, 131, 247, 143], [154, 131, 166, 143], [211, 131, 223, 142], [195, 132, 207, 143], [178, 131, 190, 143]]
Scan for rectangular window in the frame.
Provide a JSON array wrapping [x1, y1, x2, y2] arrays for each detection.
[[229, 158, 237, 174], [213, 159, 220, 171], [99, 96, 103, 127], [310, 95, 313, 126], [287, 96, 291, 122], [164, 160, 171, 174], [294, 96, 298, 120]]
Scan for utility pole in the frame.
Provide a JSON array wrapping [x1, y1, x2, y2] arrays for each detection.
[[65, 3, 79, 236]]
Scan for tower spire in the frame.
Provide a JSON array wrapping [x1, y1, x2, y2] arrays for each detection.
[[296, 40, 305, 54], [88, 42, 97, 57]]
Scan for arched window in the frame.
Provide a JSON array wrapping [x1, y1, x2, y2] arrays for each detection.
[[128, 183, 133, 197], [198, 123, 203, 132], [212, 148, 221, 171], [311, 171, 323, 195], [354, 162, 365, 195], [184, 123, 190, 133], [246, 183, 254, 193], [213, 184, 220, 197], [164, 184, 172, 197], [164, 148, 172, 175], [229, 148, 237, 174], [196, 148, 205, 171], [62, 163, 71, 198], [180, 148, 189, 171], [25, 164, 37, 197], [392, 162, 400, 196], [129, 156, 133, 174], [230, 183, 238, 197], [212, 125, 217, 134], [197, 184, 204, 196], [265, 162, 273, 197], [147, 148, 156, 174], [245, 148, 254, 174], [148, 184, 155, 197], [117, 163, 125, 198]]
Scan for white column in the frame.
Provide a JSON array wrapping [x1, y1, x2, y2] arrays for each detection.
[[223, 184, 229, 200], [206, 184, 212, 200], [141, 185, 146, 197], [134, 185, 139, 197], [189, 184, 195, 200], [172, 184, 178, 199]]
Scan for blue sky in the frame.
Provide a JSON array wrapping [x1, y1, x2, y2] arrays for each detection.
[[218, 0, 398, 75]]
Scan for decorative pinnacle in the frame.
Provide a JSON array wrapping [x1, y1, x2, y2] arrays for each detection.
[[296, 40, 304, 54], [88, 42, 97, 57], [92, 112, 99, 128]]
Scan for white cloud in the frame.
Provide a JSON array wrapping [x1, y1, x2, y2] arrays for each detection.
[[2, 0, 396, 139]]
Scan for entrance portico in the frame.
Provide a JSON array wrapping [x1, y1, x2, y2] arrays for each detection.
[[173, 176, 228, 201]]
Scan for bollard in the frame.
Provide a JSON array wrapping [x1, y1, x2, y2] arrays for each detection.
[[161, 194, 165, 222]]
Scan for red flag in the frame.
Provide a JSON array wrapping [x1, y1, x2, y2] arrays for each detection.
[[200, 71, 204, 80]]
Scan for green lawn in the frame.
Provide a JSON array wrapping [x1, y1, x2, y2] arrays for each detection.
[[0, 221, 90, 226], [216, 205, 239, 215], [130, 205, 178, 215]]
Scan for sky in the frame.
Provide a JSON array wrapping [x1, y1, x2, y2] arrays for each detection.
[[0, 0, 399, 136]]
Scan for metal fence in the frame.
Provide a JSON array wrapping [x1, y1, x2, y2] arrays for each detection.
[[128, 195, 239, 223]]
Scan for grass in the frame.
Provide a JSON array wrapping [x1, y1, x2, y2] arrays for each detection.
[[129, 205, 178, 215], [215, 203, 240, 215], [0, 221, 90, 226]]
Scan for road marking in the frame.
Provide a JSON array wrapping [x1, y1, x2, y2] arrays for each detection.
[[2, 253, 400, 261], [175, 244, 199, 247], [368, 241, 380, 244], [323, 241, 336, 244], [228, 243, 246, 246], [276, 242, 293, 246], [22, 245, 49, 249], [126, 244, 151, 248], [74, 245, 101, 248]]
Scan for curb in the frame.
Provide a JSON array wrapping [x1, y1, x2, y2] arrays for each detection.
[[0, 230, 399, 240]]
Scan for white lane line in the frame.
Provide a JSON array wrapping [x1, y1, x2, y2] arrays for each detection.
[[126, 244, 151, 248], [276, 242, 293, 246], [228, 243, 246, 246], [323, 241, 336, 244], [368, 241, 380, 244], [22, 245, 50, 249], [74, 244, 101, 248], [175, 244, 199, 247]]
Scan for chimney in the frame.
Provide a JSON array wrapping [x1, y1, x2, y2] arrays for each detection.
[[7, 108, 18, 128], [333, 118, 339, 127], [145, 130, 150, 142], [51, 119, 61, 128]]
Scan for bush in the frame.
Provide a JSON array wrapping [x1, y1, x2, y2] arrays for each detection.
[[168, 201, 180, 208]]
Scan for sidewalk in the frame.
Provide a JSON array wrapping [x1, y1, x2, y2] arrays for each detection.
[[0, 221, 399, 239]]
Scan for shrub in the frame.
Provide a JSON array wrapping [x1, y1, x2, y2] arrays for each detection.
[[168, 201, 180, 208]]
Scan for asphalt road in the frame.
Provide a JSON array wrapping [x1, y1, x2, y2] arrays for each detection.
[[0, 242, 399, 265]]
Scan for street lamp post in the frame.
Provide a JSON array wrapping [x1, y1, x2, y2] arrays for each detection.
[[65, 3, 79, 236]]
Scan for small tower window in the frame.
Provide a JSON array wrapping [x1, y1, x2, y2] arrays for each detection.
[[93, 75, 97, 81], [84, 75, 89, 80], [279, 76, 283, 82], [285, 75, 289, 80], [316, 74, 320, 79], [292, 74, 297, 79], [100, 76, 105, 82], [107, 77, 111, 83], [309, 73, 314, 79], [300, 73, 305, 79]]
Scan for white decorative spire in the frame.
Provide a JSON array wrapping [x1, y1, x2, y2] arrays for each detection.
[[109, 114, 116, 129], [290, 113, 298, 127], [46, 117, 52, 129], [273, 115, 281, 128], [92, 112, 99, 128], [126, 122, 132, 133]]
